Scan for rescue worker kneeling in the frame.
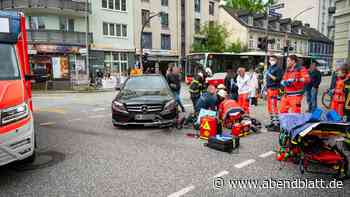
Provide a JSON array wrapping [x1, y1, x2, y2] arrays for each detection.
[[217, 90, 247, 138]]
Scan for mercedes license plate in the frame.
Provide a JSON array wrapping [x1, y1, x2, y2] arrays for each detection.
[[135, 114, 155, 120]]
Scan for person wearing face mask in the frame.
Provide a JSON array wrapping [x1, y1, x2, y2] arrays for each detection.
[[265, 56, 283, 128], [330, 64, 349, 117], [280, 55, 310, 113]]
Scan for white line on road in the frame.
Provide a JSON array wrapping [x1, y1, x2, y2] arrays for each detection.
[[39, 122, 56, 126], [234, 159, 256, 169], [68, 118, 82, 122], [168, 185, 195, 197], [88, 115, 106, 119], [258, 151, 275, 158], [91, 108, 106, 112], [213, 170, 229, 178]]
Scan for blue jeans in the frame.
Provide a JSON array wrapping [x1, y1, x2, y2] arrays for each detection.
[[175, 91, 185, 112], [306, 88, 318, 112]]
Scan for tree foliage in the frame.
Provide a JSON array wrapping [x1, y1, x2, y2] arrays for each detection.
[[226, 40, 248, 53], [192, 22, 228, 53], [224, 0, 275, 13], [192, 22, 248, 53]]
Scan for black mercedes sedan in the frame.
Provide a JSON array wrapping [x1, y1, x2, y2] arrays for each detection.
[[112, 74, 177, 127]]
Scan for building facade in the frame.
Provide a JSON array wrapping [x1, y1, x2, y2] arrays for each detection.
[[89, 0, 135, 78], [333, 0, 350, 66], [1, 0, 93, 89], [276, 0, 336, 40], [133, 0, 181, 74], [220, 6, 309, 57]]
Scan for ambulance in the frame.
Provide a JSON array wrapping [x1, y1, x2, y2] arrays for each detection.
[[0, 11, 36, 166]]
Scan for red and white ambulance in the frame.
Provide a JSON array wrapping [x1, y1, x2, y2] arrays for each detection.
[[0, 11, 36, 166]]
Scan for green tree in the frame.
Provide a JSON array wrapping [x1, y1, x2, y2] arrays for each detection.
[[224, 0, 275, 13], [226, 40, 248, 53], [192, 22, 228, 53]]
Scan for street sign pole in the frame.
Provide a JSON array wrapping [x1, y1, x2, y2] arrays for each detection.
[[265, 5, 270, 67]]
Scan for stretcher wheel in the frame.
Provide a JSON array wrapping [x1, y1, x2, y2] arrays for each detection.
[[299, 159, 305, 174]]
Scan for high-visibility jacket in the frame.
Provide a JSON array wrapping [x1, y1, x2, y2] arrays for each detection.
[[331, 76, 347, 116], [344, 76, 350, 116], [130, 68, 142, 76], [218, 99, 243, 121], [189, 79, 202, 98], [282, 64, 310, 96]]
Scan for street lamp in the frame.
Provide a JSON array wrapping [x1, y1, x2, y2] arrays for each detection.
[[139, 12, 162, 71]]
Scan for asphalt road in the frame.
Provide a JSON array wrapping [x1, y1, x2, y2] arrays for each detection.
[[0, 76, 349, 197]]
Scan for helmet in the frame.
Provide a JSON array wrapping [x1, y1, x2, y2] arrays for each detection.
[[198, 72, 204, 78], [217, 84, 226, 90], [217, 89, 228, 98], [205, 67, 213, 77]]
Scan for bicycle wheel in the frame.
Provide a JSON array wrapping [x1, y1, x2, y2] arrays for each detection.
[[321, 90, 332, 109]]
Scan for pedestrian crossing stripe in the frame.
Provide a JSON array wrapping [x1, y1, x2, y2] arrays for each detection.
[[202, 121, 211, 130]]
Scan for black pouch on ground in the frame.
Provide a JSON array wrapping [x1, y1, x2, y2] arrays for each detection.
[[207, 136, 239, 153]]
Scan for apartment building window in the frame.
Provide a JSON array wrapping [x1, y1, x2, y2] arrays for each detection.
[[142, 9, 150, 27], [249, 35, 255, 49], [28, 16, 45, 30], [160, 12, 169, 29], [103, 22, 128, 38], [195, 19, 201, 33], [161, 0, 168, 6], [209, 2, 215, 15], [194, 0, 201, 13], [102, 0, 127, 12], [161, 34, 171, 50], [276, 39, 281, 50], [142, 32, 152, 49], [60, 17, 74, 32], [104, 52, 128, 75]]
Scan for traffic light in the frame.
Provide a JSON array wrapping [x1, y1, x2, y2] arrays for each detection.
[[142, 53, 149, 64], [258, 37, 268, 50]]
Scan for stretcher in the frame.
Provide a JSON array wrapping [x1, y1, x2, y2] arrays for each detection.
[[277, 113, 350, 179]]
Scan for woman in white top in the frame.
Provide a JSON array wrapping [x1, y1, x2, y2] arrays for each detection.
[[236, 67, 251, 113], [248, 68, 259, 106]]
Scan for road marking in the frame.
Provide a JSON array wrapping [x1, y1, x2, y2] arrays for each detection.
[[213, 170, 229, 178], [68, 118, 82, 122], [168, 185, 195, 197], [259, 151, 275, 158], [234, 159, 256, 169], [183, 104, 192, 107], [92, 108, 106, 112], [40, 122, 56, 126], [88, 115, 106, 119]]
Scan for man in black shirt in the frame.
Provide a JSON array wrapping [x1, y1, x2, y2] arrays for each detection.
[[306, 62, 322, 112], [166, 64, 185, 112]]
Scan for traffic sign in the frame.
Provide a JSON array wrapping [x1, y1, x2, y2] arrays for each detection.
[[270, 3, 284, 10], [269, 10, 282, 17]]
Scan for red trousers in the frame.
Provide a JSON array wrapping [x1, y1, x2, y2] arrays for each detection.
[[238, 93, 249, 114], [331, 94, 345, 116], [267, 89, 279, 114], [280, 95, 303, 113]]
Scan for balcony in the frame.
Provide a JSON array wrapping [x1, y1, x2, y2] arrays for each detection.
[[0, 0, 90, 16], [27, 30, 93, 46]]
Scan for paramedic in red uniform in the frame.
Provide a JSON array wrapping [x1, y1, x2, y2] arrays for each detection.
[[280, 55, 310, 113], [330, 64, 349, 117], [265, 55, 284, 127]]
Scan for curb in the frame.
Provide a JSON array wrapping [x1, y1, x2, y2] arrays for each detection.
[[32, 88, 116, 95]]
